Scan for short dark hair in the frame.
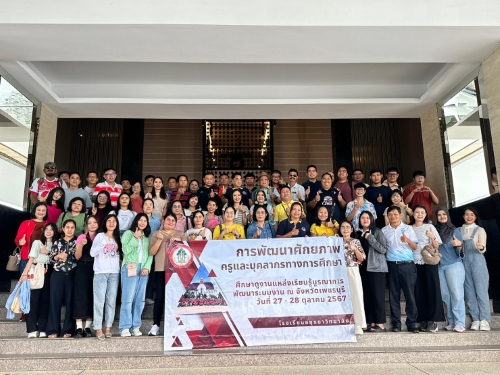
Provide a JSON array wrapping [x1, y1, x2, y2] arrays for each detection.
[[232, 172, 242, 179], [391, 189, 403, 198], [62, 219, 77, 230], [144, 174, 155, 181], [244, 172, 255, 179], [163, 212, 178, 223], [58, 171, 69, 177], [272, 170, 281, 175], [386, 167, 399, 174], [337, 165, 348, 173], [313, 205, 332, 227], [387, 205, 401, 214], [321, 172, 332, 179], [102, 167, 116, 175], [288, 168, 298, 176], [130, 213, 151, 237], [369, 169, 382, 176], [339, 220, 355, 234], [252, 205, 269, 222], [69, 172, 81, 180], [413, 170, 426, 178], [220, 173, 229, 178], [167, 176, 177, 182], [87, 171, 97, 177], [190, 211, 205, 227], [280, 185, 291, 192], [176, 174, 188, 182], [353, 183, 366, 190], [188, 194, 200, 209], [352, 168, 364, 175], [204, 172, 215, 177], [67, 197, 86, 214], [143, 197, 155, 208], [306, 165, 317, 172], [358, 211, 376, 230], [409, 205, 429, 225]]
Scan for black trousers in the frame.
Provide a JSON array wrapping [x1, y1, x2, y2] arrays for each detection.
[[46, 271, 76, 336], [360, 270, 387, 325], [387, 262, 418, 328], [26, 267, 52, 333], [415, 264, 446, 323], [153, 271, 165, 326], [73, 260, 94, 319], [145, 259, 155, 299]]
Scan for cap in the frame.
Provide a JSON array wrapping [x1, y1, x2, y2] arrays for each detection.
[[44, 162, 57, 169]]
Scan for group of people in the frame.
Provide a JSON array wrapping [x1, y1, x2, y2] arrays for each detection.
[[14, 161, 491, 339]]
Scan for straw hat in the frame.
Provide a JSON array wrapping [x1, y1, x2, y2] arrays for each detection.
[[257, 172, 271, 182]]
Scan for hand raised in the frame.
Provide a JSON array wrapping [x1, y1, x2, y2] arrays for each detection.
[[451, 235, 462, 247], [305, 187, 311, 198], [209, 190, 215, 198], [134, 227, 142, 239], [255, 228, 262, 238], [425, 229, 434, 239], [476, 240, 484, 250], [40, 245, 49, 254], [19, 234, 26, 246], [377, 194, 383, 203], [315, 192, 321, 202], [291, 224, 299, 236], [156, 231, 164, 240], [92, 203, 97, 215]]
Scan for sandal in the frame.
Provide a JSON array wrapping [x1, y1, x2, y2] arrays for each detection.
[[96, 330, 105, 341], [105, 329, 112, 338], [368, 325, 387, 333], [48, 334, 57, 339], [63, 333, 72, 338]]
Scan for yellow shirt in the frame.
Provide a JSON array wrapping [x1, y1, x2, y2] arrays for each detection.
[[274, 200, 301, 224], [213, 223, 246, 240], [310, 223, 338, 237]]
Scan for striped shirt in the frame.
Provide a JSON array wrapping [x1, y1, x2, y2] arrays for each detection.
[[93, 181, 123, 208], [169, 190, 192, 209]]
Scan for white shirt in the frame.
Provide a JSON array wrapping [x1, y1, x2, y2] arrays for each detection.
[[186, 228, 213, 240], [116, 209, 136, 233], [89, 233, 120, 274], [412, 224, 442, 264], [382, 223, 418, 262], [288, 183, 306, 202]]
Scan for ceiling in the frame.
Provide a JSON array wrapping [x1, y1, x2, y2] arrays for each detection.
[[1, 0, 500, 119]]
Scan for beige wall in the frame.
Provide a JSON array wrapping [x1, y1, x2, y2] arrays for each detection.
[[420, 104, 449, 208], [483, 46, 500, 173], [273, 119, 333, 183], [142, 119, 203, 182], [34, 104, 58, 178]]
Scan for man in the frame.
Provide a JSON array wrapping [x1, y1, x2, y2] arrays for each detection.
[[166, 176, 177, 199], [365, 169, 393, 228], [403, 170, 439, 221], [58, 171, 70, 186], [382, 206, 419, 333], [84, 171, 98, 203], [334, 166, 353, 203], [198, 172, 222, 211], [218, 173, 230, 194], [287, 168, 306, 205], [144, 175, 155, 195], [170, 175, 192, 208], [352, 169, 369, 190], [222, 172, 253, 207], [307, 172, 341, 222], [345, 183, 377, 231], [29, 162, 67, 204], [121, 179, 132, 194], [271, 170, 286, 194], [383, 167, 404, 192], [64, 172, 93, 211], [93, 167, 123, 208], [303, 165, 322, 224], [244, 172, 257, 192], [274, 185, 300, 228]]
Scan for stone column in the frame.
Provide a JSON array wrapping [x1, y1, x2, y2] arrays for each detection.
[[34, 104, 58, 177], [420, 104, 449, 209], [483, 46, 500, 172]]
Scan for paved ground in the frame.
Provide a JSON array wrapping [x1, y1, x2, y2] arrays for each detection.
[[2, 363, 500, 375]]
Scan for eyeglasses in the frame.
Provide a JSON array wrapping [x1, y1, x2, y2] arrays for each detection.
[[45, 167, 56, 170], [289, 174, 298, 178], [97, 196, 107, 200], [104, 173, 116, 177]]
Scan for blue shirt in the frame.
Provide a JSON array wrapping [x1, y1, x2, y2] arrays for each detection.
[[439, 229, 464, 267], [247, 222, 276, 239], [277, 220, 311, 237], [148, 215, 161, 234], [382, 223, 418, 262]]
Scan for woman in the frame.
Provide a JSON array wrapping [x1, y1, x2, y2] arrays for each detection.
[[186, 211, 213, 240], [184, 194, 204, 218], [213, 206, 246, 240], [90, 191, 115, 225], [435, 207, 466, 333], [356, 211, 388, 332], [115, 193, 137, 235], [223, 190, 249, 227], [73, 215, 99, 338], [249, 189, 275, 225], [276, 202, 310, 238], [411, 205, 445, 332], [459, 207, 490, 331], [119, 213, 153, 337], [15, 202, 48, 277], [148, 213, 186, 336], [189, 179, 200, 194], [203, 199, 222, 232], [339, 220, 367, 335], [45, 187, 65, 224], [146, 177, 168, 220], [247, 206, 275, 239], [56, 197, 87, 236], [130, 181, 144, 214], [384, 190, 413, 225], [19, 223, 58, 338], [311, 206, 339, 237], [171, 201, 192, 232], [90, 214, 121, 340], [143, 198, 160, 305], [46, 219, 77, 338]]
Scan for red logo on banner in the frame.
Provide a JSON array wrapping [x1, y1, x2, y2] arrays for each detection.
[[168, 243, 195, 269]]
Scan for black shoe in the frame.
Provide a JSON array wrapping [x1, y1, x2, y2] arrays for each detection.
[[392, 325, 401, 332], [408, 326, 420, 333], [84, 328, 93, 337], [419, 321, 428, 332], [74, 328, 84, 338], [426, 322, 438, 332]]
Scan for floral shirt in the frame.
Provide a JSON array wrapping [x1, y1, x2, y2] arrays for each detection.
[[50, 237, 77, 272], [345, 199, 377, 231], [343, 238, 365, 267]]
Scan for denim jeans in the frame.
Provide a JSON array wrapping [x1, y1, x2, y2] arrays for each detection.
[[119, 264, 148, 332], [93, 273, 119, 330], [19, 259, 29, 276], [439, 261, 466, 327]]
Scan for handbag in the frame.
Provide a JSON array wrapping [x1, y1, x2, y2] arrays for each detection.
[[6, 247, 21, 272], [11, 292, 22, 314], [28, 262, 46, 290], [421, 242, 442, 266]]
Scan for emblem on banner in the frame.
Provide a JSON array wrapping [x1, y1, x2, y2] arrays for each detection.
[[169, 244, 195, 269]]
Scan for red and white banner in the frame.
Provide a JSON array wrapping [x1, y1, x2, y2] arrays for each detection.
[[164, 236, 355, 352]]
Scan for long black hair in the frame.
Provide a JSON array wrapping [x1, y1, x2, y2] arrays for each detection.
[[99, 214, 122, 253], [252, 205, 269, 222], [130, 213, 151, 238], [117, 192, 132, 210], [464, 206, 482, 226], [46, 187, 65, 211], [152, 177, 167, 200], [40, 223, 59, 244], [94, 190, 114, 215], [313, 205, 332, 227]]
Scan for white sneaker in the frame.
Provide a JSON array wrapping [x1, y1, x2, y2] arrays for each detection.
[[453, 325, 466, 333], [132, 328, 142, 337], [27, 331, 38, 338], [479, 320, 491, 331], [355, 328, 364, 335], [120, 329, 131, 337], [444, 324, 454, 331], [470, 321, 481, 330], [39, 332, 47, 338], [148, 324, 160, 336]]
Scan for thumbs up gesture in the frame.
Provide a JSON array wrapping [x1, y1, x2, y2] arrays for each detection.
[[134, 227, 142, 239], [291, 224, 299, 236], [451, 235, 462, 247], [156, 231, 164, 240], [255, 228, 262, 238], [315, 191, 321, 202], [401, 233, 408, 243], [425, 229, 434, 239], [476, 240, 484, 251], [305, 187, 311, 199], [377, 194, 383, 203], [209, 190, 215, 198], [19, 234, 26, 246], [80, 238, 88, 246], [296, 191, 302, 201], [337, 190, 345, 203]]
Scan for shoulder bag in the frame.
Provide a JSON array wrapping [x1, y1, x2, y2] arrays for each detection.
[[6, 247, 21, 272], [421, 238, 442, 266]]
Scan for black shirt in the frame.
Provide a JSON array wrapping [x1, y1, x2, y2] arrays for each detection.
[[198, 185, 222, 211], [224, 187, 252, 207], [365, 185, 393, 217], [310, 187, 341, 222], [303, 180, 323, 224], [277, 220, 311, 237]]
